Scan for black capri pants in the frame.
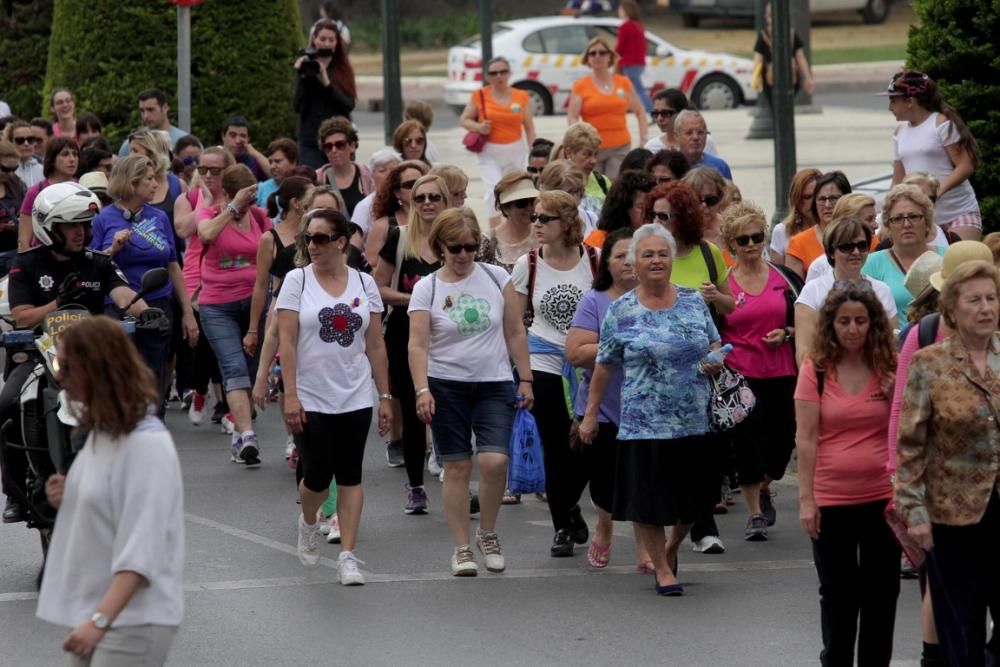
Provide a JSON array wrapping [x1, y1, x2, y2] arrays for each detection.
[[730, 375, 797, 485], [296, 408, 372, 492]]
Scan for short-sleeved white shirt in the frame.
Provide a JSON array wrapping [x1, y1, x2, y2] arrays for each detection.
[[276, 266, 384, 414], [351, 193, 376, 239], [795, 272, 897, 321], [408, 263, 513, 382]]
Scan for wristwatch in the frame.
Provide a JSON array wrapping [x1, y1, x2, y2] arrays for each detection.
[[226, 203, 240, 218], [783, 326, 794, 342], [378, 393, 393, 401], [91, 612, 110, 630]]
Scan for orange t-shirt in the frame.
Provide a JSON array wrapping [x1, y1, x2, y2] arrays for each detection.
[[572, 74, 633, 148], [786, 227, 880, 270], [584, 229, 607, 250], [471, 88, 529, 145], [722, 248, 736, 267]]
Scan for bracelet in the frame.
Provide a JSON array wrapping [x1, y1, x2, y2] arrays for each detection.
[[247, 330, 257, 335], [226, 203, 240, 218], [378, 393, 393, 401], [783, 326, 794, 342], [415, 387, 430, 398], [519, 378, 533, 384]]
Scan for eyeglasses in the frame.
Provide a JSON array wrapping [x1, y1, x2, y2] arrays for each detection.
[[651, 109, 677, 118], [508, 199, 533, 209], [488, 68, 510, 76], [404, 137, 426, 146], [197, 166, 224, 176], [655, 176, 674, 184], [649, 211, 672, 223], [445, 243, 479, 255], [530, 213, 560, 224], [182, 156, 200, 167], [14, 136, 41, 145], [0, 164, 17, 173], [323, 139, 349, 152], [835, 240, 870, 254], [816, 194, 842, 206], [413, 193, 443, 204], [734, 232, 766, 246], [302, 233, 339, 246], [700, 195, 722, 207], [886, 213, 925, 226], [588, 50, 610, 57]]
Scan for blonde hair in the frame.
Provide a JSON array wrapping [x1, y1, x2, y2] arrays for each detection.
[[681, 167, 728, 204], [537, 190, 584, 247], [562, 122, 601, 154], [581, 36, 618, 67], [403, 174, 450, 260], [983, 232, 1000, 263], [428, 164, 468, 199], [901, 171, 940, 197], [939, 260, 1000, 328], [189, 146, 234, 192], [127, 128, 171, 176], [831, 193, 876, 223], [301, 185, 346, 214], [720, 200, 769, 254], [537, 160, 585, 195], [107, 154, 154, 202], [882, 184, 935, 239], [427, 207, 482, 261]]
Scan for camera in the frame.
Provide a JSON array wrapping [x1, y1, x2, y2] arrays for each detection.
[[296, 47, 334, 78]]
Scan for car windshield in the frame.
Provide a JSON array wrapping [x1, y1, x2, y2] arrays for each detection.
[[460, 24, 513, 48]]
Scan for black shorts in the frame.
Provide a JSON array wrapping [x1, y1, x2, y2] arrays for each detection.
[[296, 408, 372, 491]]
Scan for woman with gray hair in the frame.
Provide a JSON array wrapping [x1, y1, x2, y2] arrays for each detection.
[[350, 146, 400, 240], [459, 56, 537, 225], [579, 223, 724, 596]]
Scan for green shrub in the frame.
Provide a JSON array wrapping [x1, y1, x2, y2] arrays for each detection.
[[0, 0, 55, 119], [349, 12, 508, 52], [908, 0, 1000, 232], [44, 0, 304, 147]]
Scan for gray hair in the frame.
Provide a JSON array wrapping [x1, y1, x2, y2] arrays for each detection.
[[367, 146, 402, 172], [674, 109, 705, 134], [627, 223, 677, 265]]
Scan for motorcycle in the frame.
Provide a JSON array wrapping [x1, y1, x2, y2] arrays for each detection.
[[0, 267, 169, 559]]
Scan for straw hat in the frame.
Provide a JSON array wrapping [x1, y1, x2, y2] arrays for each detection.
[[928, 240, 994, 291], [498, 178, 539, 205], [78, 171, 109, 195], [904, 251, 943, 298]]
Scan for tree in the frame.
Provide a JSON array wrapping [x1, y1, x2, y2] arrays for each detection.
[[0, 0, 55, 120], [44, 0, 304, 146], [908, 0, 1000, 232]]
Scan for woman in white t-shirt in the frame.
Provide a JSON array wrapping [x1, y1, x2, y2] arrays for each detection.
[[794, 217, 898, 365], [887, 71, 981, 240], [409, 208, 533, 577], [277, 208, 392, 585], [39, 317, 183, 666], [511, 190, 599, 558]]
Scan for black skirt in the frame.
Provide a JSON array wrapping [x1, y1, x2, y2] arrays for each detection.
[[612, 434, 717, 526]]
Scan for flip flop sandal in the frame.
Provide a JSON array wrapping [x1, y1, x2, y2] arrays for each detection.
[[587, 541, 611, 568], [501, 490, 522, 505]]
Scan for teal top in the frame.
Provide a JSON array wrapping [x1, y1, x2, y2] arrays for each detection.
[[862, 246, 945, 318]]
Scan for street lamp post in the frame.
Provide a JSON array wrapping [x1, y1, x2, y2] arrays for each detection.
[[770, 0, 797, 224], [381, 0, 403, 144], [171, 0, 202, 132], [480, 0, 493, 82]]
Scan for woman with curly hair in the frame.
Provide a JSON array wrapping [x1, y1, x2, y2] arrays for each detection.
[[795, 282, 901, 667], [294, 18, 357, 169], [364, 159, 429, 265], [770, 167, 820, 266], [585, 169, 653, 249], [392, 120, 431, 166], [646, 149, 690, 187]]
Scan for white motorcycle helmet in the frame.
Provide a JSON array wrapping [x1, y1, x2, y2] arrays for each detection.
[[31, 182, 99, 253]]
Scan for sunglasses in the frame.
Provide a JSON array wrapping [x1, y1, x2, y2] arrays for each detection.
[[404, 137, 426, 146], [399, 179, 417, 190], [323, 139, 349, 152], [197, 166, 224, 176], [182, 155, 200, 167], [0, 164, 17, 173], [655, 176, 673, 185], [835, 240, 870, 254], [651, 109, 677, 118], [445, 243, 479, 255], [588, 50, 610, 57], [530, 213, 560, 224], [700, 195, 722, 207], [14, 136, 41, 145], [413, 193, 443, 204], [488, 68, 510, 76], [508, 199, 533, 209], [735, 232, 766, 246], [649, 211, 672, 223], [302, 232, 340, 246], [526, 166, 543, 174]]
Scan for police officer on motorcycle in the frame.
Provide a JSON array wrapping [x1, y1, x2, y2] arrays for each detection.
[[1, 182, 158, 523]]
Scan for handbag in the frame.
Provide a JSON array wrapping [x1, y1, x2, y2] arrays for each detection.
[[507, 408, 546, 494], [462, 89, 489, 153], [708, 366, 756, 431], [884, 500, 925, 569]]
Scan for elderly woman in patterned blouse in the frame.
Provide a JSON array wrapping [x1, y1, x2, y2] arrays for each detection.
[[579, 223, 723, 597], [896, 260, 1000, 667]]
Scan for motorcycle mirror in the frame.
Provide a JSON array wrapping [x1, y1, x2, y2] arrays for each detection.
[[138, 268, 170, 297]]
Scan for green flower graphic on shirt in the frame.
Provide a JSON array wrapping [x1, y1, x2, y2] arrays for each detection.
[[448, 294, 490, 335]]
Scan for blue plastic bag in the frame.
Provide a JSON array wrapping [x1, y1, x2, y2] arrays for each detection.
[[507, 408, 546, 495]]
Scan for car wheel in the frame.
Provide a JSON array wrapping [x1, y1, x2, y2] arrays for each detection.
[[682, 14, 700, 28], [513, 81, 553, 116], [861, 0, 889, 24], [691, 74, 743, 110]]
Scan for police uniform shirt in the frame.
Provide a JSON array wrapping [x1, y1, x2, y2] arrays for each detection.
[[7, 247, 130, 317]]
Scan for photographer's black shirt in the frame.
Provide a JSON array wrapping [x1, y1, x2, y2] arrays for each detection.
[[7, 247, 130, 316], [293, 69, 356, 153]]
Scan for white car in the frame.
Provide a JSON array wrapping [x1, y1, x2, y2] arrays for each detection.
[[445, 16, 757, 117]]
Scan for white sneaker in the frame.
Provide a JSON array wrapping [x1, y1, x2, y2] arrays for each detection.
[[297, 514, 321, 568], [427, 453, 442, 476], [692, 535, 726, 554], [338, 551, 365, 585], [318, 511, 330, 535], [284, 435, 295, 460], [188, 391, 205, 426], [325, 514, 341, 544], [476, 529, 505, 573], [438, 468, 445, 483], [221, 412, 236, 435], [450, 546, 478, 577]]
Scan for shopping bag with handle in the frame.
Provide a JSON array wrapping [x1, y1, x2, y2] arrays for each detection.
[[507, 408, 546, 495]]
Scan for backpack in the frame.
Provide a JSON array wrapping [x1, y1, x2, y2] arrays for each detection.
[[524, 244, 598, 328], [897, 312, 941, 351]]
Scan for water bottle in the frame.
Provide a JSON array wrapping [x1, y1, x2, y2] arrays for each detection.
[[699, 343, 733, 373]]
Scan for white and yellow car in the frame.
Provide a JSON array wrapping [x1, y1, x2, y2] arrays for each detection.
[[445, 16, 757, 116]]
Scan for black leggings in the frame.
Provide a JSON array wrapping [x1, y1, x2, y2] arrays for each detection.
[[532, 371, 589, 532], [176, 309, 222, 396], [296, 409, 372, 491], [386, 322, 425, 488]]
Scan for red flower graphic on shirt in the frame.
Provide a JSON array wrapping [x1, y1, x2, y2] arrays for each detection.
[[318, 303, 362, 347]]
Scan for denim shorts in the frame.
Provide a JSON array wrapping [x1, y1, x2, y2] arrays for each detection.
[[199, 296, 264, 393], [427, 378, 516, 461]]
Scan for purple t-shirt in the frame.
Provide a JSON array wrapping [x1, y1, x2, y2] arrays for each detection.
[[89, 204, 176, 302], [570, 289, 623, 425]]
